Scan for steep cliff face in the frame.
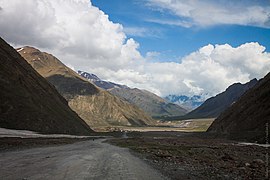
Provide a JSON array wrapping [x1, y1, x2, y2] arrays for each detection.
[[0, 38, 93, 135], [19, 46, 154, 128], [207, 73, 270, 143]]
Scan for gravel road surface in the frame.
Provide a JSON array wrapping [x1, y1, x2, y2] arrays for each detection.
[[0, 139, 168, 180]]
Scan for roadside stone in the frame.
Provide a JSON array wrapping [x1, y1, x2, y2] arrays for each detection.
[[239, 167, 246, 171], [245, 162, 251, 167], [224, 174, 230, 179], [252, 159, 264, 165]]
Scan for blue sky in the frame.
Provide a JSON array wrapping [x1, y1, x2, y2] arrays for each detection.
[[92, 0, 270, 62]]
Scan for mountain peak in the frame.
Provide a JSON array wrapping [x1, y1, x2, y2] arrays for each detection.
[[78, 70, 127, 90], [78, 70, 101, 81]]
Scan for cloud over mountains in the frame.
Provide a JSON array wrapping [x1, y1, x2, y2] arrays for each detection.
[[0, 0, 269, 97]]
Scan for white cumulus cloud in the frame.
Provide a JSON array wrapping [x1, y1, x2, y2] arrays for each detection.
[[117, 42, 270, 97], [0, 0, 269, 98]]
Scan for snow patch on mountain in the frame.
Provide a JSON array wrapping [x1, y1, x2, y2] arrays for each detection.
[[78, 70, 127, 89], [16, 48, 24, 52], [165, 95, 207, 110]]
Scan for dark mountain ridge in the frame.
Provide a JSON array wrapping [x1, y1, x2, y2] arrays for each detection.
[[0, 38, 93, 135], [207, 72, 270, 143]]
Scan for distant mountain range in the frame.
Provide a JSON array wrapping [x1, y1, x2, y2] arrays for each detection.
[[208, 72, 269, 143], [78, 71, 188, 118], [0, 37, 92, 135], [182, 79, 258, 119], [164, 95, 205, 110], [18, 46, 154, 129]]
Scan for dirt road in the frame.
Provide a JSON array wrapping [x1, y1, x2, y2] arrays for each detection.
[[0, 139, 168, 180]]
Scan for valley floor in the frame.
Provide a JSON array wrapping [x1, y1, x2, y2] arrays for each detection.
[[109, 132, 269, 180], [93, 118, 215, 132]]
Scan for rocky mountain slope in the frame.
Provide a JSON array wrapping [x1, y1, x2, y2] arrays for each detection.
[[207, 73, 270, 142], [0, 37, 93, 135], [180, 79, 258, 119], [18, 46, 154, 129], [79, 71, 188, 118]]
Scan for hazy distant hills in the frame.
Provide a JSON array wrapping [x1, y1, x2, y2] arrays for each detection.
[[78, 71, 188, 118], [165, 95, 205, 110], [180, 79, 258, 120], [19, 46, 154, 129], [208, 72, 270, 143], [0, 38, 92, 135]]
